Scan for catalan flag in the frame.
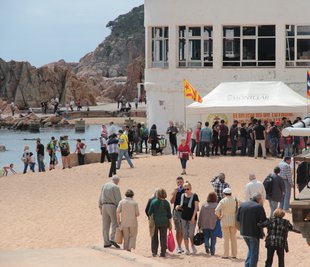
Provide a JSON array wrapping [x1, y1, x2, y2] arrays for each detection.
[[307, 70, 310, 98], [184, 79, 203, 103]]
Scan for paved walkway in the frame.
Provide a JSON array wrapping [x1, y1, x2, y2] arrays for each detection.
[[0, 247, 170, 267]]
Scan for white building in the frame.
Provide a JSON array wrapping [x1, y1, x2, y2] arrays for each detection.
[[144, 0, 310, 133]]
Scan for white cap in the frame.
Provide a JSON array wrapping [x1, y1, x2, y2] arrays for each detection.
[[223, 188, 232, 195], [111, 175, 120, 180]]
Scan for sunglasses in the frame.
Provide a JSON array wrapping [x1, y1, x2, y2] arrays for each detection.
[[184, 188, 190, 191]]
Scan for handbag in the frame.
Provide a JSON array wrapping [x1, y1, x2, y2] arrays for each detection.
[[166, 230, 176, 252], [148, 136, 153, 144], [115, 227, 123, 244], [235, 198, 240, 231], [193, 230, 204, 246]]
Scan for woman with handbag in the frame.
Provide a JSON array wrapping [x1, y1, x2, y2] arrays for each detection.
[[148, 188, 172, 257], [198, 192, 220, 255], [149, 124, 158, 156], [175, 181, 199, 255], [178, 138, 193, 175], [116, 189, 139, 252]]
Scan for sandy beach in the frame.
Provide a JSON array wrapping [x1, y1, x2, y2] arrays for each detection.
[[0, 155, 308, 267]]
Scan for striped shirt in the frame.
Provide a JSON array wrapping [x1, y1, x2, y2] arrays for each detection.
[[215, 196, 239, 227], [278, 161, 292, 184]]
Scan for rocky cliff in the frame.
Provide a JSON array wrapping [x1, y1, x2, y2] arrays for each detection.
[[0, 5, 145, 108]]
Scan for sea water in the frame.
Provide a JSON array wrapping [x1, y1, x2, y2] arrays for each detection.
[[0, 125, 112, 172]]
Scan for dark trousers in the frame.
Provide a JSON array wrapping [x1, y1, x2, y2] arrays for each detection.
[[212, 138, 219, 155], [265, 246, 284, 267], [191, 139, 196, 153], [219, 136, 228, 155], [240, 136, 247, 156], [140, 138, 148, 153], [170, 140, 178, 155], [247, 139, 254, 157], [196, 142, 201, 156], [151, 226, 167, 256], [78, 153, 85, 165], [231, 139, 237, 156], [108, 153, 118, 177], [100, 147, 110, 163], [23, 163, 28, 174], [200, 141, 210, 157]]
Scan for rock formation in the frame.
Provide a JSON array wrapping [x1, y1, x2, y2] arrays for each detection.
[[0, 5, 145, 108]]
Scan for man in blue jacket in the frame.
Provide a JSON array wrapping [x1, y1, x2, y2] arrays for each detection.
[[237, 193, 267, 267], [199, 121, 213, 157]]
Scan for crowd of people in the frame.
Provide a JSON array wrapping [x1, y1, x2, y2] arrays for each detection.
[[99, 161, 298, 267], [189, 116, 306, 159]]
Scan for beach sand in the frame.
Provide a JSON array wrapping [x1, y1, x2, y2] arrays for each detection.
[[0, 155, 308, 267]]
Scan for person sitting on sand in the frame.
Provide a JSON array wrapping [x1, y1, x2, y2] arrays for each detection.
[[2, 164, 17, 176]]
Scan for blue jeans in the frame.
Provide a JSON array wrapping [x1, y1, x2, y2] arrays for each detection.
[[268, 200, 279, 217], [117, 149, 133, 169], [23, 163, 28, 174], [170, 141, 178, 155], [269, 137, 278, 157], [202, 229, 216, 255], [29, 163, 35, 172], [284, 144, 293, 157], [280, 179, 291, 210], [37, 155, 45, 172], [243, 236, 260, 267], [180, 159, 187, 169]]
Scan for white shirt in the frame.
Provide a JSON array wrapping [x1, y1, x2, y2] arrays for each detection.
[[244, 179, 266, 202]]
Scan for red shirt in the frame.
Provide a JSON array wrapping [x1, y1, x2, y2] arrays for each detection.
[[195, 128, 201, 142], [178, 144, 190, 159]]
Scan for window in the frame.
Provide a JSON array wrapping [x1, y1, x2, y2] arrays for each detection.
[[223, 25, 276, 67], [178, 26, 213, 67], [286, 25, 310, 67], [151, 27, 168, 68]]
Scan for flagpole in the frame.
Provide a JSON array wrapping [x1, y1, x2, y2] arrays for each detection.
[[184, 94, 187, 132]]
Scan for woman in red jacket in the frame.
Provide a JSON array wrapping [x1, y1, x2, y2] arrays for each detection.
[[178, 138, 193, 175]]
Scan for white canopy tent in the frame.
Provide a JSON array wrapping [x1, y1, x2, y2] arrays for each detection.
[[187, 81, 308, 114]]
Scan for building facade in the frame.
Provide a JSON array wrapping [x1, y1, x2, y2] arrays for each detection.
[[144, 0, 310, 133]]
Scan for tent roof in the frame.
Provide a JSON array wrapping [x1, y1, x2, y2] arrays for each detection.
[[187, 81, 308, 113]]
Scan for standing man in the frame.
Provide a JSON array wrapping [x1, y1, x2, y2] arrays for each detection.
[[200, 121, 212, 157], [36, 138, 45, 172], [215, 188, 238, 259], [59, 136, 71, 169], [98, 175, 122, 248], [237, 193, 267, 267], [253, 119, 266, 159], [211, 173, 230, 202], [240, 123, 248, 156], [107, 133, 119, 178], [170, 176, 185, 253], [75, 139, 86, 165], [139, 122, 149, 154], [117, 130, 134, 169], [166, 121, 179, 155], [267, 121, 280, 158], [100, 133, 110, 163], [266, 167, 285, 217], [278, 157, 293, 212], [194, 121, 202, 156], [244, 174, 266, 202], [219, 120, 229, 156], [230, 120, 239, 156]]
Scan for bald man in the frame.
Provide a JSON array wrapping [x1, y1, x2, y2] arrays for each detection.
[[244, 174, 266, 203]]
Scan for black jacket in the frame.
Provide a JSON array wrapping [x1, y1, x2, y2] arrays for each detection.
[[266, 174, 285, 202], [237, 200, 267, 239]]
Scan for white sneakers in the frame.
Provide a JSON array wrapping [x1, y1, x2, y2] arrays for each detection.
[[177, 246, 197, 255], [176, 247, 184, 254]]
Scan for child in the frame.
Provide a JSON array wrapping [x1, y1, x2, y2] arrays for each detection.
[[2, 163, 17, 176], [28, 152, 36, 172], [178, 138, 193, 175]]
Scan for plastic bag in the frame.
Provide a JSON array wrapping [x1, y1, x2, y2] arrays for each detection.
[[166, 230, 175, 252]]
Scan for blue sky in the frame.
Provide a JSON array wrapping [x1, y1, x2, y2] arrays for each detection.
[[0, 0, 144, 67]]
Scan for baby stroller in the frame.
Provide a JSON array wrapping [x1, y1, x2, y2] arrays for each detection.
[[156, 135, 167, 155]]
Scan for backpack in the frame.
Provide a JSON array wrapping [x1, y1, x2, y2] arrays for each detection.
[[263, 174, 273, 197], [143, 127, 149, 139]]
